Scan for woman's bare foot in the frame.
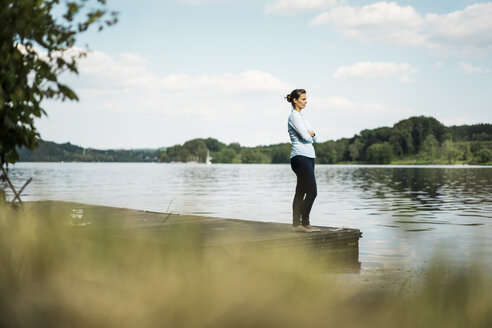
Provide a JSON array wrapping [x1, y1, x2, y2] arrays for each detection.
[[292, 225, 307, 232], [304, 225, 322, 232]]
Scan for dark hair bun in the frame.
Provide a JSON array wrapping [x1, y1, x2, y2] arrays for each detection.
[[286, 89, 306, 108]]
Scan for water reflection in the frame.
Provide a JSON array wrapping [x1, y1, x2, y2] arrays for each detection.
[[346, 166, 492, 222], [328, 165, 492, 269]]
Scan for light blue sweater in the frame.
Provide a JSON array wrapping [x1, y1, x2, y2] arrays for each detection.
[[288, 109, 317, 159]]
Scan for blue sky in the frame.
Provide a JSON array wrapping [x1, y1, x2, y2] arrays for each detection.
[[37, 0, 492, 149]]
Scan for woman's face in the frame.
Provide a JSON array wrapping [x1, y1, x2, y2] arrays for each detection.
[[294, 93, 307, 110]]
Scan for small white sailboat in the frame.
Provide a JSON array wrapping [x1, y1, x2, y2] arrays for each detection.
[[206, 149, 212, 165]]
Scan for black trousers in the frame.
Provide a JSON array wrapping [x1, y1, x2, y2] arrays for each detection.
[[290, 155, 317, 227]]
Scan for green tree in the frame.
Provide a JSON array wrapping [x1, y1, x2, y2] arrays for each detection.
[[475, 148, 492, 164], [315, 141, 337, 164], [271, 144, 290, 164], [159, 150, 168, 163], [228, 142, 241, 154], [441, 132, 453, 143], [421, 135, 438, 159], [183, 139, 208, 162], [366, 142, 393, 164], [1, 0, 117, 198], [334, 138, 349, 162], [463, 144, 472, 162], [165, 145, 188, 162], [449, 123, 492, 141], [241, 148, 264, 163], [392, 116, 447, 153], [348, 139, 362, 161], [447, 148, 461, 164], [440, 140, 461, 164], [213, 148, 237, 163], [204, 138, 225, 152]]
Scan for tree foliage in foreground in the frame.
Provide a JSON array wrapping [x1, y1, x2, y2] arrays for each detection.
[[0, 0, 117, 180]]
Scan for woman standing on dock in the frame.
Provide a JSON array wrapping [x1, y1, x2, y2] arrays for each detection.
[[286, 89, 321, 233]]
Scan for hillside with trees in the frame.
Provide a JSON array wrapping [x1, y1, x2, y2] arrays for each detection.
[[18, 141, 159, 162], [17, 116, 492, 165], [159, 116, 492, 165]]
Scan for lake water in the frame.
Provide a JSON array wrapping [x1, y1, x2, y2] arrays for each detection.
[[6, 162, 492, 271]]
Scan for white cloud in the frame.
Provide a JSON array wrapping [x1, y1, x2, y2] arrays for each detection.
[[180, 0, 338, 14], [309, 2, 426, 46], [80, 50, 154, 88], [310, 96, 412, 114], [265, 0, 337, 15], [456, 61, 490, 74], [159, 70, 290, 93], [74, 50, 293, 123], [40, 48, 418, 148], [425, 3, 492, 49], [333, 62, 418, 82], [41, 49, 298, 147], [77, 49, 290, 94], [434, 62, 443, 68], [309, 1, 492, 53]]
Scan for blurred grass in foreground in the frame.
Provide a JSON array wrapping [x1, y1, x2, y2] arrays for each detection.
[[1, 203, 491, 328]]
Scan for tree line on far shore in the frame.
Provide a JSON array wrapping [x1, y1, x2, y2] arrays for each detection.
[[159, 116, 492, 165], [17, 116, 492, 165], [18, 142, 159, 162]]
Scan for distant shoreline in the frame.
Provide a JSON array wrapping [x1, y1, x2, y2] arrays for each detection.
[[15, 161, 492, 166], [17, 116, 492, 165]]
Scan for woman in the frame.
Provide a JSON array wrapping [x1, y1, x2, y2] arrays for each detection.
[[286, 89, 321, 232]]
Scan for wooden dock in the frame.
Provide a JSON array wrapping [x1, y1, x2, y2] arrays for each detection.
[[22, 201, 363, 271]]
